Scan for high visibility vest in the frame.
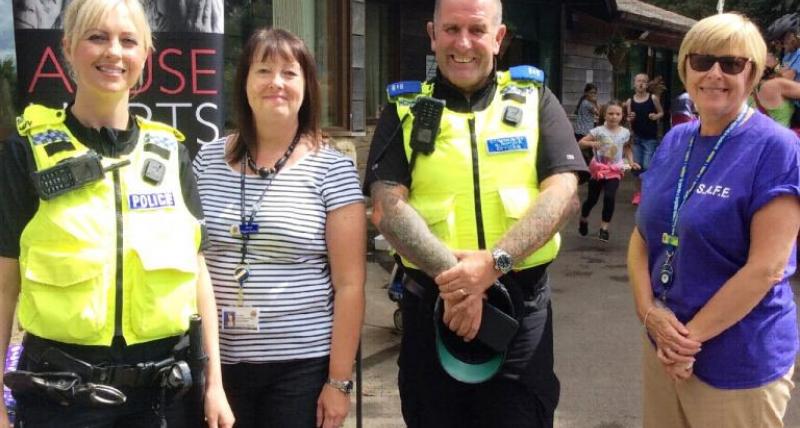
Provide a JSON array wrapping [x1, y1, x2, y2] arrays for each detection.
[[390, 67, 560, 270], [17, 104, 200, 346]]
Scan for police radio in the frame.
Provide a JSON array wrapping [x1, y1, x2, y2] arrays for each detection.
[[32, 151, 130, 200], [410, 96, 445, 155]]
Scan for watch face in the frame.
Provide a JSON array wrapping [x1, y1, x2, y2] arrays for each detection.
[[494, 250, 513, 273]]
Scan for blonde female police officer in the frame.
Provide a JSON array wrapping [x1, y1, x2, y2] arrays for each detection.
[[0, 0, 234, 426]]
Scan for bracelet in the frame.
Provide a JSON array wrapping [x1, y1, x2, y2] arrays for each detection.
[[642, 305, 656, 328]]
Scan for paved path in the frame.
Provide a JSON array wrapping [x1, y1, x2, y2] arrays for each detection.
[[349, 176, 800, 427]]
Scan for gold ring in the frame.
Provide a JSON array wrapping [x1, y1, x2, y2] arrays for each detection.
[[458, 288, 467, 297]]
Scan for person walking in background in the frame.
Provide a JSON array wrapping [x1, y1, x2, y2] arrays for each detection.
[[574, 83, 600, 165], [625, 73, 664, 205], [578, 100, 639, 242], [193, 28, 366, 428], [628, 13, 799, 428], [364, 0, 587, 425], [0, 0, 233, 426], [670, 92, 696, 126]]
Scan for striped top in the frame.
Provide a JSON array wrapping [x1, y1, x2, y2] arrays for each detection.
[[193, 137, 363, 363]]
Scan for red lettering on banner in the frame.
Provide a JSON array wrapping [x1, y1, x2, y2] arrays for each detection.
[[159, 48, 186, 95], [191, 49, 217, 95], [28, 46, 73, 94]]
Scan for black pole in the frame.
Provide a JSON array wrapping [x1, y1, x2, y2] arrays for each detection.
[[356, 342, 363, 428]]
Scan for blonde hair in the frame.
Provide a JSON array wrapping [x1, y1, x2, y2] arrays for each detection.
[[677, 13, 765, 94], [62, 0, 153, 56]]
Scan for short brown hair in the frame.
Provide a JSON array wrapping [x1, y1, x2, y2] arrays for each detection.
[[228, 27, 323, 163]]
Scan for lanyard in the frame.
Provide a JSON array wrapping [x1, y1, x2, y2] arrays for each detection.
[[658, 105, 747, 299], [234, 133, 300, 300]]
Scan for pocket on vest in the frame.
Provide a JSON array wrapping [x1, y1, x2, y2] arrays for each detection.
[[21, 248, 108, 342]]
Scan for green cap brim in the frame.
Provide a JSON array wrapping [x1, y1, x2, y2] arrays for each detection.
[[435, 328, 504, 384]]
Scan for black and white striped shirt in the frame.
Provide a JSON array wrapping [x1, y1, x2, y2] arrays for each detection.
[[193, 138, 363, 363]]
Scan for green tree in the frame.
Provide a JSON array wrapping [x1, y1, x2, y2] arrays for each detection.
[[647, 0, 799, 30], [0, 56, 17, 136]]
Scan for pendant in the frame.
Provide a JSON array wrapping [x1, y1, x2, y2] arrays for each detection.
[[233, 263, 250, 284], [659, 262, 673, 286]]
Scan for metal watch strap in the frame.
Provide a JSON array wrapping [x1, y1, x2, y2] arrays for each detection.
[[325, 378, 353, 394]]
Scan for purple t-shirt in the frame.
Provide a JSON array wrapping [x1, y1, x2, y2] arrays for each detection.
[[636, 111, 800, 389]]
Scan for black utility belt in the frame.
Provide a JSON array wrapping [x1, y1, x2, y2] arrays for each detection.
[[20, 335, 170, 388]]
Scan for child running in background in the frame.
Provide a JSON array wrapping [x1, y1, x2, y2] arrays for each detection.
[[578, 100, 640, 241]]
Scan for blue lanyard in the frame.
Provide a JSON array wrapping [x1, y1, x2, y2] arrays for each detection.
[[662, 105, 748, 249], [657, 106, 748, 299]]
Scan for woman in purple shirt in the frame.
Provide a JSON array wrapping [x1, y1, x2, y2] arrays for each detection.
[[628, 13, 799, 427]]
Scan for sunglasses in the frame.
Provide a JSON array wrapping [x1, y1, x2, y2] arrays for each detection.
[[687, 54, 751, 75]]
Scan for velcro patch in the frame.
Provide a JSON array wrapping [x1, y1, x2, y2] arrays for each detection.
[[143, 134, 178, 152], [128, 192, 176, 210], [31, 129, 71, 146]]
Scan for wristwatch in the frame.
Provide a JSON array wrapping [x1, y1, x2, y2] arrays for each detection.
[[326, 378, 354, 394], [491, 248, 514, 274]]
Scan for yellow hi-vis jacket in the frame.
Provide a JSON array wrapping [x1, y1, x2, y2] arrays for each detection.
[[17, 104, 200, 346], [391, 68, 560, 271]]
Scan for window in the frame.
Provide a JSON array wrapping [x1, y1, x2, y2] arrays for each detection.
[[224, 0, 352, 131]]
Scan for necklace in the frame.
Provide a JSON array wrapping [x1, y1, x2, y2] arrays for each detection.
[[246, 134, 301, 178]]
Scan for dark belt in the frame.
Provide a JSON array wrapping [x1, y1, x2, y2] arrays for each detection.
[[22, 336, 168, 389]]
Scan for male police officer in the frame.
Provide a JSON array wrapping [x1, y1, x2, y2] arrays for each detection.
[[364, 0, 587, 426]]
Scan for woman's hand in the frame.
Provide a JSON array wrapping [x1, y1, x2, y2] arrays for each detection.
[[658, 347, 694, 382], [204, 383, 235, 428], [644, 305, 702, 364], [0, 401, 10, 428], [316, 385, 350, 428]]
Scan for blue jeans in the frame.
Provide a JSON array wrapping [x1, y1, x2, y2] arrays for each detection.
[[632, 137, 659, 175], [222, 357, 328, 428]]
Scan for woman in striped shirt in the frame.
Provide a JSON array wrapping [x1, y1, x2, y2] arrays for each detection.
[[193, 28, 365, 428]]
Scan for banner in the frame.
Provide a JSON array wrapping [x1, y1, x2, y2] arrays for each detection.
[[13, 0, 225, 156]]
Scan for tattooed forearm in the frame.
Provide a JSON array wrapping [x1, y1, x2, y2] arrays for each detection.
[[495, 172, 579, 261], [370, 181, 457, 277]]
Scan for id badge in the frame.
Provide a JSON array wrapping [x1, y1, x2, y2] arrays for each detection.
[[221, 306, 260, 331]]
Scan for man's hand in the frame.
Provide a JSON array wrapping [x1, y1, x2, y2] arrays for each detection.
[[435, 250, 498, 300], [443, 293, 484, 341]]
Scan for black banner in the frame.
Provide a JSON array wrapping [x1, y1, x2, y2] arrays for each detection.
[[13, 1, 225, 156]]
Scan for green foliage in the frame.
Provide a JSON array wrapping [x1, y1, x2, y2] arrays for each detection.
[[646, 0, 799, 30], [0, 56, 17, 130]]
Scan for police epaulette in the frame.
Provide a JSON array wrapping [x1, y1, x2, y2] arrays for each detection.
[[16, 104, 67, 137], [509, 65, 545, 85], [136, 116, 186, 142], [386, 81, 423, 102]]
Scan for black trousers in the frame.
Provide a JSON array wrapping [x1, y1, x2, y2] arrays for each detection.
[[581, 177, 620, 223], [398, 274, 559, 428], [221, 357, 328, 428]]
